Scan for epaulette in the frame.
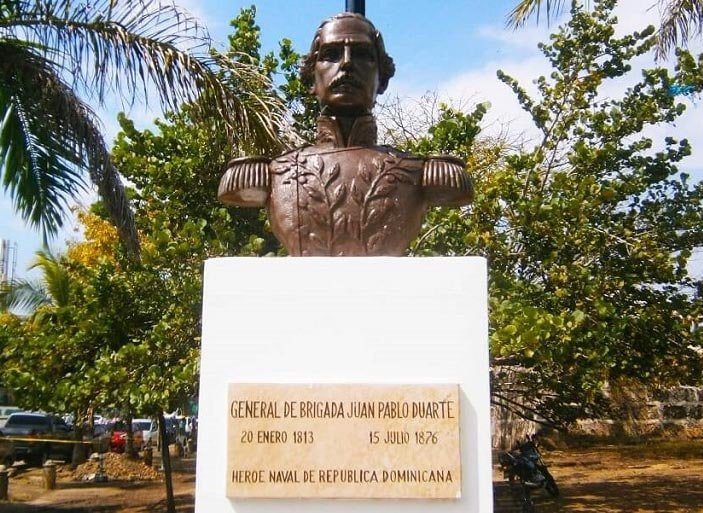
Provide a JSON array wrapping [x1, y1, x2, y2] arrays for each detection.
[[218, 156, 271, 207], [422, 156, 474, 207]]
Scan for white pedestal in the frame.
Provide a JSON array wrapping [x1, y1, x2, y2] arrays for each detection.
[[196, 257, 493, 512]]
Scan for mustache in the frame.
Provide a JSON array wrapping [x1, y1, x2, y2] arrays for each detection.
[[330, 74, 364, 89]]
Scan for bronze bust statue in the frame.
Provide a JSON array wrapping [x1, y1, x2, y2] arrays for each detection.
[[218, 13, 473, 256]]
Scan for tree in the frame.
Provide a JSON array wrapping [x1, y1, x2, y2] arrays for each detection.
[[102, 6, 291, 436], [412, 0, 703, 426], [111, 6, 323, 261], [0, 0, 284, 253], [103, 10, 300, 510], [1, 8, 292, 503], [0, 234, 145, 464], [0, 249, 67, 313], [222, 5, 318, 145], [508, 0, 703, 58], [0, 207, 205, 473]]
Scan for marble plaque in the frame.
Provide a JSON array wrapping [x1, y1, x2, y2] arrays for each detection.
[[226, 383, 461, 499]]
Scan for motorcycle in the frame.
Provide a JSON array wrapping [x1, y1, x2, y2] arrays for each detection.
[[498, 435, 559, 512]]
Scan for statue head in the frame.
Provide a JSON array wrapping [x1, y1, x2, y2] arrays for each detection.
[[301, 13, 396, 115]]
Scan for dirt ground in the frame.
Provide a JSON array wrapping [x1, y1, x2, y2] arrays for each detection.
[[494, 439, 703, 513], [0, 453, 196, 513], [1, 440, 702, 512]]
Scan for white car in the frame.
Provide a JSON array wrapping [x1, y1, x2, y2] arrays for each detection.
[[132, 418, 152, 448]]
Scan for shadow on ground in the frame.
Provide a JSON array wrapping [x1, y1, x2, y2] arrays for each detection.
[[131, 494, 194, 513], [494, 474, 703, 513], [0, 505, 120, 513]]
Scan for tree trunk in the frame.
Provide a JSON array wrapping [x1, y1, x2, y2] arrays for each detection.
[[158, 412, 176, 513], [125, 411, 135, 457], [71, 410, 87, 469], [87, 407, 95, 433]]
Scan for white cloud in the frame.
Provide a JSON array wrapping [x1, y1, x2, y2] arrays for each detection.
[[437, 55, 550, 143], [613, 0, 660, 36], [476, 21, 556, 51], [387, 0, 703, 182]]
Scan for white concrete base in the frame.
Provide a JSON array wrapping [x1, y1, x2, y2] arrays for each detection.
[[196, 257, 493, 512]]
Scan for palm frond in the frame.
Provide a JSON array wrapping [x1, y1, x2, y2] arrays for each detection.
[[2, 0, 284, 149], [0, 277, 50, 312], [28, 249, 70, 307], [508, 0, 567, 28], [0, 249, 72, 313], [205, 51, 287, 153], [656, 0, 703, 58], [1, 0, 284, 253], [0, 38, 138, 252]]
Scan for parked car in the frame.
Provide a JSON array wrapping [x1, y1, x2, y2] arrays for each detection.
[[0, 406, 23, 428], [86, 422, 111, 453], [1, 412, 75, 466], [143, 414, 195, 453], [109, 420, 146, 453], [132, 419, 152, 449]]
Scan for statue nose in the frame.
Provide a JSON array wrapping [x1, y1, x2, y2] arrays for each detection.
[[341, 45, 353, 69]]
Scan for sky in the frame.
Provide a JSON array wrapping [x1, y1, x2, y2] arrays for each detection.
[[2, 0, 702, 281]]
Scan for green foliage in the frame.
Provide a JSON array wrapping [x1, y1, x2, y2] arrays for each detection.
[[411, 103, 489, 157], [0, 4, 296, 427], [95, 6, 306, 416], [113, 109, 278, 259], [415, 0, 703, 425], [0, 217, 202, 419], [278, 36, 320, 143], [0, 0, 284, 252], [6, 0, 700, 436], [0, 251, 141, 414], [222, 5, 318, 145]]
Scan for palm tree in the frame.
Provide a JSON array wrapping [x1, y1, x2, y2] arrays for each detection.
[[0, 0, 284, 254], [657, 0, 703, 56], [0, 249, 66, 314], [508, 0, 569, 28], [507, 0, 703, 58], [0, 248, 90, 469]]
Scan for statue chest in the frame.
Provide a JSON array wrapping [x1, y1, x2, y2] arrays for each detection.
[[268, 147, 427, 256]]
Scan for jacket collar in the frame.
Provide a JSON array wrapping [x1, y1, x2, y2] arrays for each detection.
[[316, 114, 378, 147]]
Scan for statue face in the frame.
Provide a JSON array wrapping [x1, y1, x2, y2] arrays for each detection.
[[312, 17, 380, 115]]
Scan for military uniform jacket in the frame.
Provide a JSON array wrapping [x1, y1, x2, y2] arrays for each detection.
[[219, 115, 473, 256]]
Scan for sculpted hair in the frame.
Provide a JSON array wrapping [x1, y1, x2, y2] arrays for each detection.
[[300, 12, 396, 95]]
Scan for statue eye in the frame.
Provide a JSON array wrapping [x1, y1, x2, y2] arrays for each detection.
[[318, 45, 342, 62], [353, 46, 376, 62]]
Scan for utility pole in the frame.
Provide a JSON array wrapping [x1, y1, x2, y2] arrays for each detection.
[[345, 0, 365, 15], [0, 239, 17, 285]]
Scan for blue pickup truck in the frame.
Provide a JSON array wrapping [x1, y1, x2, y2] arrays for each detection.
[[0, 412, 74, 466]]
